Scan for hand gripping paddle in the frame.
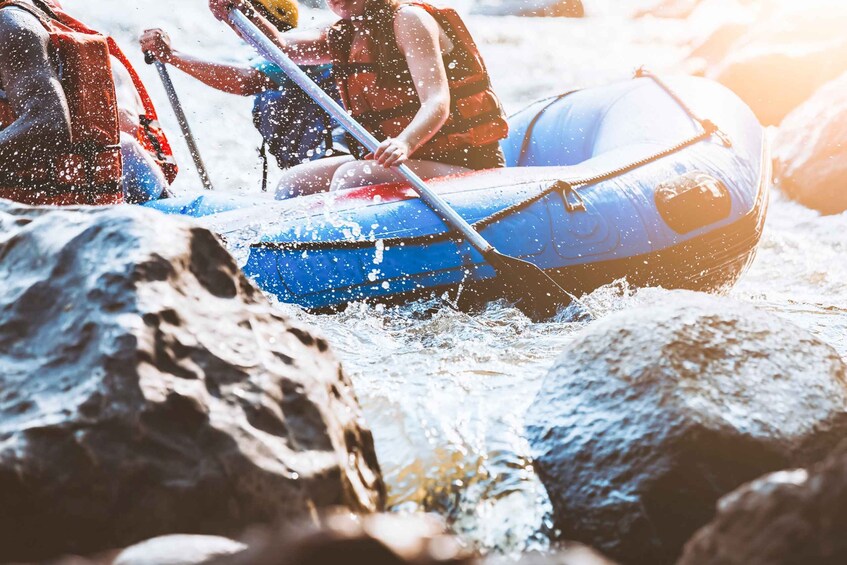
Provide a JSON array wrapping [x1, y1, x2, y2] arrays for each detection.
[[144, 50, 215, 191]]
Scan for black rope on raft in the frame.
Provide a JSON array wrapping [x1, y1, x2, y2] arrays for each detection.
[[253, 70, 730, 253], [635, 67, 732, 148]]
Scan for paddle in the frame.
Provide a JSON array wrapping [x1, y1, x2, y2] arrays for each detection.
[[144, 51, 216, 191], [227, 7, 580, 319]]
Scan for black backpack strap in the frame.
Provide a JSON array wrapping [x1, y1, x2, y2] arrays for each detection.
[[259, 140, 269, 192], [321, 111, 334, 154], [327, 19, 355, 63]]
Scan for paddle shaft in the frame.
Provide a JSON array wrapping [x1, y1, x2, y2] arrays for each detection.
[[228, 9, 495, 257], [145, 53, 215, 191]]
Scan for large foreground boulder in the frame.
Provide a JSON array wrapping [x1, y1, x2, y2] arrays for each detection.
[[113, 514, 615, 565], [773, 71, 847, 215], [213, 513, 475, 565], [707, 1, 847, 125], [526, 291, 847, 565], [679, 441, 847, 564], [0, 202, 384, 561]]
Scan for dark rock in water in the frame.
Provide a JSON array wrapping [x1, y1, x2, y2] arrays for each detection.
[[212, 512, 475, 565], [773, 71, 847, 215], [526, 291, 847, 565], [471, 0, 584, 18], [0, 203, 385, 562], [708, 2, 847, 125], [679, 441, 847, 564], [113, 535, 247, 565]]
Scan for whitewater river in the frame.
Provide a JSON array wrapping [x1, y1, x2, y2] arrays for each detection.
[[68, 0, 847, 555]]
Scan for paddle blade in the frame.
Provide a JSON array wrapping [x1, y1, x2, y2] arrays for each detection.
[[485, 250, 579, 320]]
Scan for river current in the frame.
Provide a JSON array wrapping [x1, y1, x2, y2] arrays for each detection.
[[67, 0, 847, 555]]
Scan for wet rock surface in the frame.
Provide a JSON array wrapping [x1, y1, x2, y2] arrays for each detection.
[[0, 202, 384, 561], [706, 1, 847, 125], [491, 546, 618, 565], [526, 291, 847, 565], [773, 71, 847, 215], [679, 441, 847, 565], [111, 515, 617, 565], [212, 513, 476, 565], [113, 535, 248, 565], [684, 0, 760, 74]]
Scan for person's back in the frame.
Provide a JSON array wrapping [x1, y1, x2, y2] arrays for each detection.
[[0, 0, 177, 206], [0, 0, 81, 204]]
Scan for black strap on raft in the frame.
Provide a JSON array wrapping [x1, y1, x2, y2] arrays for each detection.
[[321, 112, 334, 156], [516, 91, 578, 167], [253, 70, 733, 252], [259, 141, 269, 192]]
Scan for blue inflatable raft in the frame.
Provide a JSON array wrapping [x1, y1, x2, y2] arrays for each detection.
[[145, 74, 770, 312]]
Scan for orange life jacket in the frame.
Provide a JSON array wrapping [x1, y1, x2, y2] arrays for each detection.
[[327, 2, 509, 159], [0, 0, 178, 205]]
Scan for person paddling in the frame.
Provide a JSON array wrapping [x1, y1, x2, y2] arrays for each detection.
[[209, 0, 509, 199], [0, 0, 178, 205], [141, 0, 345, 189]]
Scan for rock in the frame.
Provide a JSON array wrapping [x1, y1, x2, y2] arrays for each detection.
[[526, 291, 847, 565], [773, 71, 847, 215], [685, 0, 761, 74], [471, 0, 584, 18], [708, 1, 847, 125], [212, 512, 475, 565], [490, 545, 618, 564], [0, 203, 385, 562], [687, 21, 751, 74], [113, 535, 247, 565], [679, 441, 847, 564]]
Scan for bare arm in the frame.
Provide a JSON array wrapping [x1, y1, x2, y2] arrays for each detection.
[[0, 8, 71, 169], [208, 0, 332, 65], [140, 28, 273, 96], [372, 7, 451, 167]]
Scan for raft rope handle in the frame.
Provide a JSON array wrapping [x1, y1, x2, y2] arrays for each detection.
[[636, 67, 732, 148], [473, 125, 715, 233], [253, 70, 730, 252]]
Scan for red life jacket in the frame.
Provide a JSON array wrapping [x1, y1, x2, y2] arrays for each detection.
[[327, 2, 509, 159], [0, 0, 178, 205]]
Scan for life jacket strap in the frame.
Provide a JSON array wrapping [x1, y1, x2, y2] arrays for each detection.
[[328, 1, 508, 158]]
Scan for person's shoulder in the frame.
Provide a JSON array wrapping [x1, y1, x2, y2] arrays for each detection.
[[0, 4, 48, 43], [0, 3, 42, 27], [394, 3, 437, 30]]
